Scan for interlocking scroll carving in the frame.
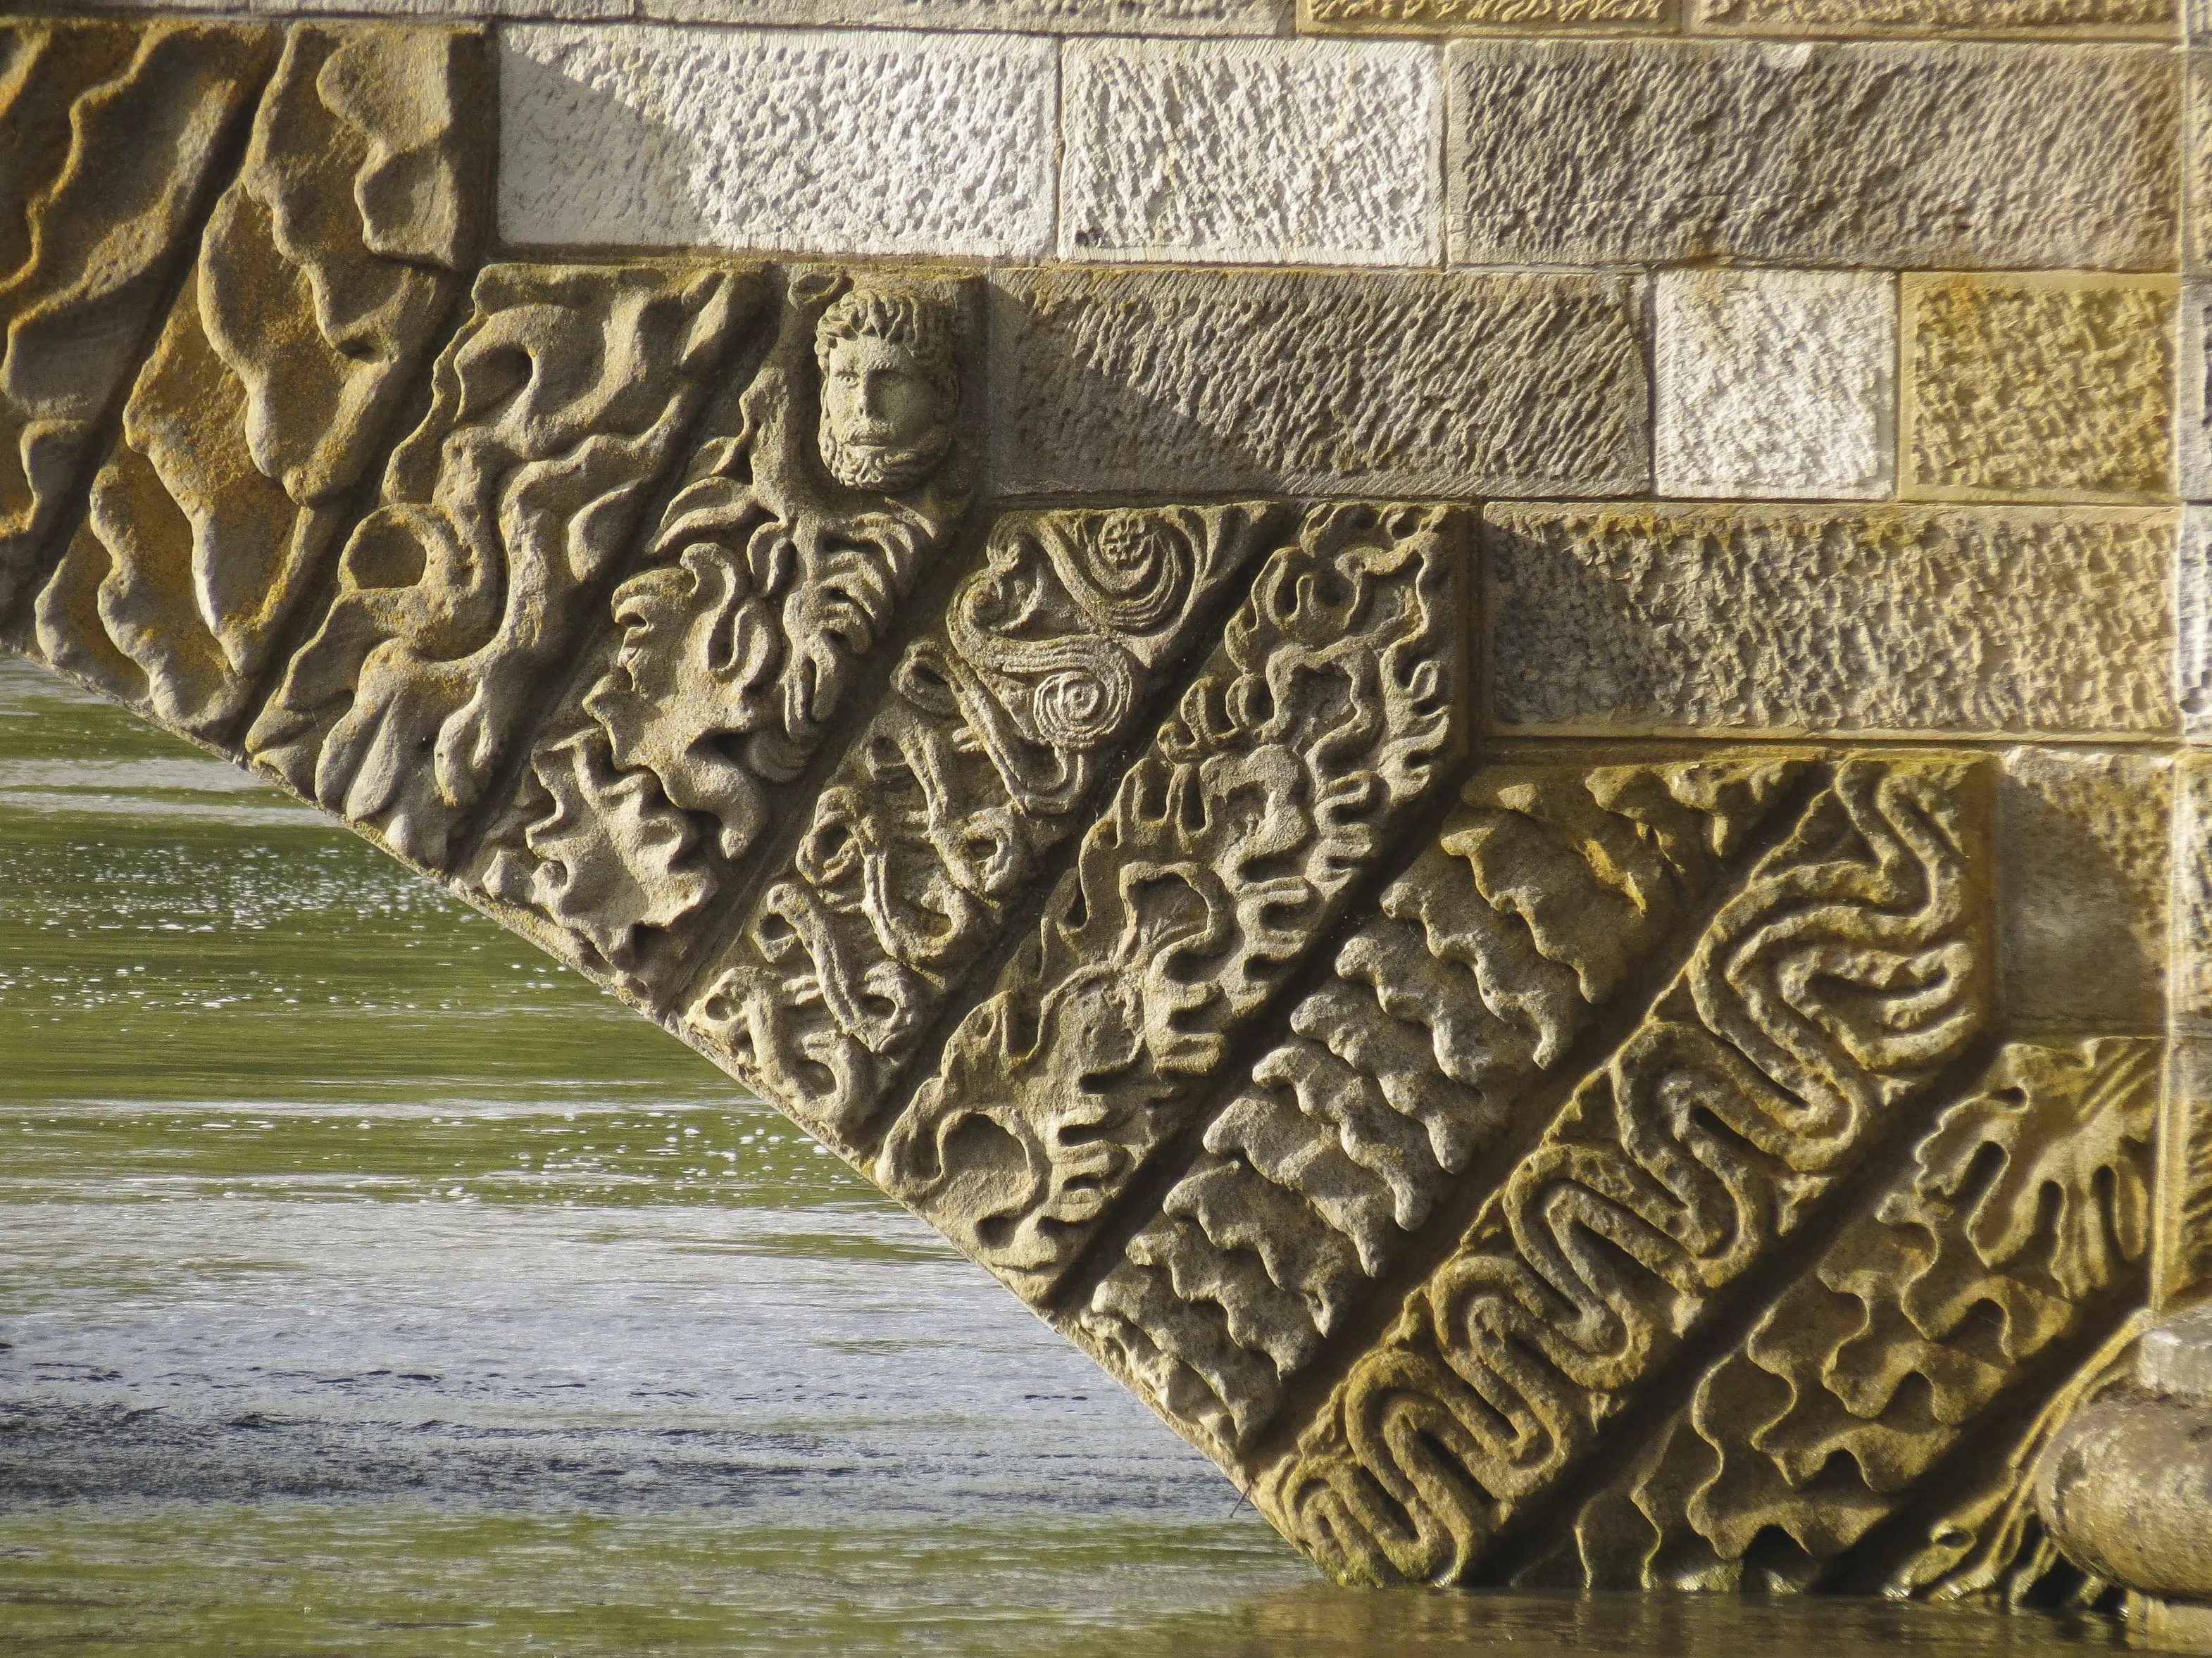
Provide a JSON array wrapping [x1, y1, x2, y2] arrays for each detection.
[[245, 261, 763, 869], [689, 500, 1292, 1138], [1268, 757, 1989, 1585], [475, 273, 975, 984], [35, 24, 485, 739], [0, 18, 273, 622], [1077, 758, 1808, 1460], [877, 502, 1464, 1303], [1539, 1037, 2155, 1596]]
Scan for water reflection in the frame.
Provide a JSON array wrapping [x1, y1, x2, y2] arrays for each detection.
[[0, 656, 2150, 1654]]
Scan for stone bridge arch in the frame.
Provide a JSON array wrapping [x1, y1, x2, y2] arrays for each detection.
[[0, 5, 2202, 1609]]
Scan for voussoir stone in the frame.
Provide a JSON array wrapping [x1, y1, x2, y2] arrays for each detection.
[[0, 18, 275, 629], [1654, 269, 1894, 501], [639, 0, 1289, 29], [499, 24, 1056, 258], [990, 266, 1649, 497], [1904, 272, 2177, 503], [1487, 503, 2176, 737], [1059, 37, 1439, 266], [1695, 0, 2173, 32], [1446, 39, 2178, 270]]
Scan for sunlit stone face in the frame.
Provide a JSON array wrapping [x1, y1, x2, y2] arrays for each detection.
[[817, 332, 950, 492]]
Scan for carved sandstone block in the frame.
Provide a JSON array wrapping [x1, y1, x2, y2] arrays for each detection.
[[245, 261, 764, 872], [1076, 754, 1808, 1461], [468, 270, 975, 991], [0, 19, 275, 625], [1266, 756, 1992, 1585], [1487, 504, 2176, 739], [2158, 759, 2211, 1302], [32, 24, 488, 743], [1301, 0, 1666, 31], [499, 25, 1056, 258], [1694, 0, 2172, 33], [1059, 39, 1439, 266], [686, 502, 1295, 1143], [1904, 273, 2176, 505], [1997, 748, 2170, 1035], [990, 268, 1648, 498], [641, 0, 1290, 29], [879, 502, 1463, 1305], [1654, 269, 1894, 502], [1537, 1038, 2156, 1596], [1446, 39, 2178, 270]]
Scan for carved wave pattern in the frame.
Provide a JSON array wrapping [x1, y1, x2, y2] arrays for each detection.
[[35, 23, 484, 739], [0, 18, 272, 621], [876, 503, 1463, 1306], [1537, 1038, 2155, 1597], [1078, 759, 1807, 1460], [479, 275, 974, 982], [244, 262, 759, 870], [1269, 758, 1989, 1586], [689, 502, 1289, 1141]]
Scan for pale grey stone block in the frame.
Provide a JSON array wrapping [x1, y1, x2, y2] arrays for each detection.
[[989, 266, 1647, 497], [1060, 37, 1441, 267], [1448, 39, 2179, 270], [499, 24, 1056, 258], [1655, 269, 1894, 501], [1487, 503, 2176, 737], [2185, 506, 2211, 740], [2141, 1303, 2212, 1402], [638, 0, 1288, 30]]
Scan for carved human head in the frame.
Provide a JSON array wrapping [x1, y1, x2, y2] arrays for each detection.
[[814, 288, 957, 492]]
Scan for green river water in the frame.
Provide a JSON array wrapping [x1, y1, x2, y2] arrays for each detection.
[[0, 654, 2165, 1655]]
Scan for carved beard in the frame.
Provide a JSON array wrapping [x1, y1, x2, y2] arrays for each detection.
[[818, 415, 950, 494]]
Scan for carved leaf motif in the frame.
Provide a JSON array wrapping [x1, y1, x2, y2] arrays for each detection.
[[1078, 755, 1806, 1459], [244, 262, 758, 869], [0, 20, 274, 625], [1523, 1038, 2155, 1595], [35, 23, 485, 738], [880, 501, 1463, 1305], [687, 502, 1291, 1142], [1270, 758, 1988, 1588]]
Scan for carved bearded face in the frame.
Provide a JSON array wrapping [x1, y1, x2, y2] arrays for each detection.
[[815, 291, 955, 493]]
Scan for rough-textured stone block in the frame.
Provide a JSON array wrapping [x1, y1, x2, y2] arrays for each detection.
[[2186, 506, 2211, 739], [1997, 747, 2170, 1033], [990, 268, 1648, 498], [1446, 39, 2178, 270], [2185, 284, 2211, 502], [0, 19, 275, 627], [261, 0, 635, 16], [1695, 0, 2172, 33], [33, 25, 487, 743], [1301, 0, 1666, 30], [499, 25, 1056, 258], [2192, 54, 2211, 270], [1654, 269, 1893, 501], [2181, 757, 2212, 1028], [1060, 39, 1439, 266], [1904, 273, 2176, 503], [1487, 503, 2176, 737], [642, 0, 1288, 28], [244, 262, 763, 872]]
